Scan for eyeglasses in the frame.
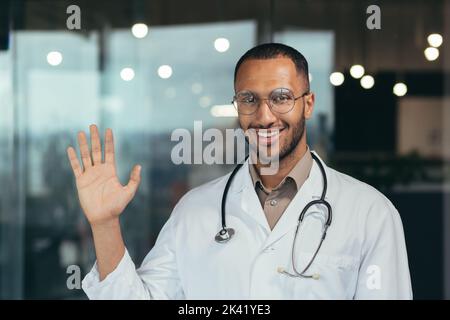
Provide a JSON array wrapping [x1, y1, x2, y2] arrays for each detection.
[[232, 88, 309, 115]]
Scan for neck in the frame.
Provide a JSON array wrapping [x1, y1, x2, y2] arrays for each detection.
[[255, 136, 308, 190]]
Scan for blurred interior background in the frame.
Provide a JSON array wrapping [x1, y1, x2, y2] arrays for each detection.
[[0, 0, 449, 299]]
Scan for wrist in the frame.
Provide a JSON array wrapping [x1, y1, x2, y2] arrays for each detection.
[[90, 217, 121, 232]]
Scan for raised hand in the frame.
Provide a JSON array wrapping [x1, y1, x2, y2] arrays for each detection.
[[67, 124, 141, 227]]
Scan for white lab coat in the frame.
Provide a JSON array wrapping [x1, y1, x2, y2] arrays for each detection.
[[82, 151, 412, 299]]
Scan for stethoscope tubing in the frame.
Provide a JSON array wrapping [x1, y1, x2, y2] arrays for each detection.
[[215, 151, 332, 278]]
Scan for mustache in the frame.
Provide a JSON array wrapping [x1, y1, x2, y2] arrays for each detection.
[[246, 125, 285, 130]]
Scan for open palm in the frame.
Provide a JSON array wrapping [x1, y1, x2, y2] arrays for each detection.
[[67, 125, 141, 226]]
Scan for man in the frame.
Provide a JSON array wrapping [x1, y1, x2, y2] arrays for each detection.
[[67, 43, 412, 299]]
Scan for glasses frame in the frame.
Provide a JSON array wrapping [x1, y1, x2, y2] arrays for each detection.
[[232, 88, 310, 115]]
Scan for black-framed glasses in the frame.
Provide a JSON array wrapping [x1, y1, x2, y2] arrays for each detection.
[[232, 88, 309, 115]]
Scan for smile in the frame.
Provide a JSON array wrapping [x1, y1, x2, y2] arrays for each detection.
[[255, 128, 285, 145]]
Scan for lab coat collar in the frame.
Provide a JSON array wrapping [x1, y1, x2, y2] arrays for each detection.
[[233, 150, 329, 249]]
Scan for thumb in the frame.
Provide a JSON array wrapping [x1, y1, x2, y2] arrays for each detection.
[[124, 164, 142, 197]]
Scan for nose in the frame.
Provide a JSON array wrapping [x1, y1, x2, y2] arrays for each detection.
[[253, 99, 278, 126]]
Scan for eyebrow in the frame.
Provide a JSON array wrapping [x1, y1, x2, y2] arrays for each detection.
[[236, 87, 294, 95]]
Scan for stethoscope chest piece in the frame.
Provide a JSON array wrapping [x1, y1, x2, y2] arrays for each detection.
[[215, 228, 235, 243]]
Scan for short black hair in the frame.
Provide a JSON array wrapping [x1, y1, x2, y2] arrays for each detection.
[[234, 43, 310, 90]]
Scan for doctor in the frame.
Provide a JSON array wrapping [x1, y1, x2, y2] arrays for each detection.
[[67, 43, 412, 299]]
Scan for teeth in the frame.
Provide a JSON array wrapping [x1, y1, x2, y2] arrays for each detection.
[[257, 130, 280, 138]]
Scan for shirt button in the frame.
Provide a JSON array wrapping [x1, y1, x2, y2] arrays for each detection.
[[270, 199, 278, 206]]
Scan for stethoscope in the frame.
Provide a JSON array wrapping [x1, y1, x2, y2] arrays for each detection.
[[215, 152, 332, 280]]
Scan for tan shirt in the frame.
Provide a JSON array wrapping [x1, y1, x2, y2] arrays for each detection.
[[249, 148, 313, 230]]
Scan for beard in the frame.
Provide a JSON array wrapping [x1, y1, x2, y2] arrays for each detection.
[[278, 114, 305, 161], [245, 113, 305, 164]]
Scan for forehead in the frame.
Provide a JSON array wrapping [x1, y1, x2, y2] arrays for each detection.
[[234, 57, 304, 93]]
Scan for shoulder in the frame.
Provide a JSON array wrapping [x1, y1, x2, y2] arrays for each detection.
[[327, 166, 380, 199], [326, 165, 400, 220], [325, 166, 406, 245]]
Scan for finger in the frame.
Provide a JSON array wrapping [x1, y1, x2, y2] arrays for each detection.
[[104, 128, 115, 164], [90, 124, 102, 165], [66, 146, 83, 178], [125, 165, 141, 196], [77, 131, 92, 169]]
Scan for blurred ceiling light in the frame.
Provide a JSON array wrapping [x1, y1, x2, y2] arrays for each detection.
[[330, 72, 345, 86], [214, 38, 230, 52], [191, 82, 203, 94], [393, 82, 407, 97], [350, 65, 365, 79], [360, 75, 374, 89], [424, 47, 439, 61], [158, 65, 173, 79], [211, 104, 238, 117], [47, 51, 63, 66], [131, 23, 149, 39], [165, 87, 176, 99], [427, 33, 443, 48], [199, 96, 212, 108], [102, 96, 124, 113], [120, 67, 135, 81]]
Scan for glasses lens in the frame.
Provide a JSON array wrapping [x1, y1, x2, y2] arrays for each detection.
[[234, 92, 258, 114], [233, 88, 298, 115], [270, 88, 295, 113]]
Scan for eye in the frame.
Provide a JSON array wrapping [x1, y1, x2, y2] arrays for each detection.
[[238, 95, 256, 103], [272, 94, 291, 103]]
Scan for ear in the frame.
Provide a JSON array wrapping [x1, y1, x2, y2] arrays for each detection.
[[304, 92, 315, 120]]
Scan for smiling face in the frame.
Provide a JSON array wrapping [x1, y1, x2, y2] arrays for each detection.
[[235, 56, 315, 163]]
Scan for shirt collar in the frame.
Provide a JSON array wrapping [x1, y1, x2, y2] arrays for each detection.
[[248, 145, 313, 192]]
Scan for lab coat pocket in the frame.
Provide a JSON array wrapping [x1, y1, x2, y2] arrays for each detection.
[[280, 252, 359, 300]]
